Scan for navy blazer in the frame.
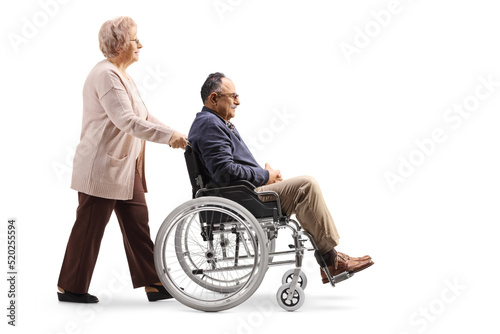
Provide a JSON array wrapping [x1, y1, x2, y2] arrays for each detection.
[[188, 107, 269, 187]]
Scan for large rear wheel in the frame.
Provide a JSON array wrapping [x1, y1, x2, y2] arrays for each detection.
[[154, 197, 269, 312]]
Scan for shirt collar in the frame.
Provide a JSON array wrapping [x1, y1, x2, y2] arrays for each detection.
[[202, 106, 236, 132]]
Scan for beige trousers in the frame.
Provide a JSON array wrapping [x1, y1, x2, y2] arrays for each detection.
[[255, 176, 340, 253]]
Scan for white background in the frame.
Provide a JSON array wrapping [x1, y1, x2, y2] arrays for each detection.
[[1, 0, 499, 333]]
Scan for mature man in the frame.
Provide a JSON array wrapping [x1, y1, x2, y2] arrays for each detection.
[[188, 72, 373, 283]]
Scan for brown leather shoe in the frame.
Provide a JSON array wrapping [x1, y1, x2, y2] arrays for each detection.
[[338, 252, 371, 262], [321, 253, 374, 284]]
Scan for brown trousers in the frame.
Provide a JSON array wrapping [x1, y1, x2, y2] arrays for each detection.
[[58, 169, 158, 294], [255, 176, 340, 254]]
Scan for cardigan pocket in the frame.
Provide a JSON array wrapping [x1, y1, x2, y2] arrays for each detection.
[[102, 153, 129, 183]]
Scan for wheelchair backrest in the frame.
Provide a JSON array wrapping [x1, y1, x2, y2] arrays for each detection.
[[184, 143, 208, 198]]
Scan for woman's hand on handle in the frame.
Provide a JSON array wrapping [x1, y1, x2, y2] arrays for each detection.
[[169, 131, 188, 149]]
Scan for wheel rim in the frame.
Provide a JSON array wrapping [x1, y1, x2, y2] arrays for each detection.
[[285, 274, 304, 287], [281, 269, 307, 290], [280, 288, 300, 306]]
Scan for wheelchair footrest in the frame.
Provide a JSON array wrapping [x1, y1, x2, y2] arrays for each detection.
[[332, 270, 354, 284]]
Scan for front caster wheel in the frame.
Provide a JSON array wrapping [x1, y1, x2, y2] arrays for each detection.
[[281, 269, 308, 290], [276, 283, 305, 311]]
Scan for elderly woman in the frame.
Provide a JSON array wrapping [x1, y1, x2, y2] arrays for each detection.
[[57, 16, 187, 303]]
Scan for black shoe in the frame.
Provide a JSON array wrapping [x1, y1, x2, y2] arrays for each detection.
[[146, 284, 174, 302], [58, 291, 99, 303]]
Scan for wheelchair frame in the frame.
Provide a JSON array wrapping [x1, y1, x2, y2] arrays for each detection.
[[153, 144, 353, 312]]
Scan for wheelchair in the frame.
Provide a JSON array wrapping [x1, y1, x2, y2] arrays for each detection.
[[153, 144, 354, 312]]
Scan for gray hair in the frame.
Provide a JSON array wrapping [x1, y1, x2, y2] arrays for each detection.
[[201, 72, 226, 103], [98, 16, 136, 58]]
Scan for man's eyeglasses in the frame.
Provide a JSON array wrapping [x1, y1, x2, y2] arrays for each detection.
[[217, 93, 239, 100]]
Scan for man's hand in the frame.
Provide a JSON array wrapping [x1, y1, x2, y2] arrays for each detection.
[[265, 163, 283, 185], [169, 131, 188, 149]]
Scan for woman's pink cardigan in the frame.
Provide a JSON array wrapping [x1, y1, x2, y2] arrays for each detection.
[[71, 60, 174, 200]]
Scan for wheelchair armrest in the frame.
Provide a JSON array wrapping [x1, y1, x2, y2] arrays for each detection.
[[196, 184, 283, 219], [206, 180, 256, 192]]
